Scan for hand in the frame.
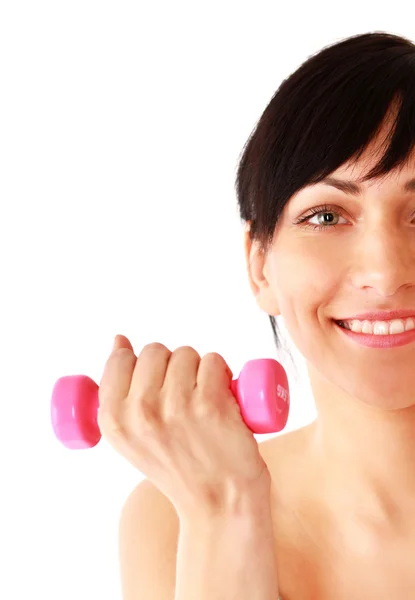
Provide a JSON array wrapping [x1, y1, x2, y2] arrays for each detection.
[[97, 335, 272, 519]]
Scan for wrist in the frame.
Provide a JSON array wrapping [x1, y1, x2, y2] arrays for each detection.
[[178, 487, 273, 527]]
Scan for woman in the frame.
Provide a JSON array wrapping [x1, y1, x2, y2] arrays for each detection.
[[238, 29, 415, 598], [101, 31, 415, 599]]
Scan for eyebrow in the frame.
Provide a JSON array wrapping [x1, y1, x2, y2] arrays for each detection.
[[319, 176, 415, 196]]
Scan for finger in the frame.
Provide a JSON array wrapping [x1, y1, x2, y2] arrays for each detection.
[[196, 352, 235, 409], [98, 335, 137, 428], [161, 346, 201, 419], [128, 342, 172, 407]]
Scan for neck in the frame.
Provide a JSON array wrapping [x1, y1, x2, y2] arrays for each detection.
[[305, 366, 415, 533]]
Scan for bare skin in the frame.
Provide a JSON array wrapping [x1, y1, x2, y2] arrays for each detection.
[[259, 428, 415, 599], [246, 99, 415, 599]]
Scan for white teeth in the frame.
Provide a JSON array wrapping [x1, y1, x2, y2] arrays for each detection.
[[341, 317, 415, 335]]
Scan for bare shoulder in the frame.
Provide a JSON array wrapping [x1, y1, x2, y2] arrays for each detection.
[[120, 477, 181, 560], [118, 479, 180, 599], [122, 477, 179, 522]]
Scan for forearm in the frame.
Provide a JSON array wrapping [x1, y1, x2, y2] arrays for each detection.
[[175, 497, 279, 600]]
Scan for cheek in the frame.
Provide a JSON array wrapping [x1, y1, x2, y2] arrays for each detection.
[[272, 249, 337, 297], [270, 250, 340, 330]]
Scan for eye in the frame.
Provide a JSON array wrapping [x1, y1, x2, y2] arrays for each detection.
[[293, 204, 348, 231]]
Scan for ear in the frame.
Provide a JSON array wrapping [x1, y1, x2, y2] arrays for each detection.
[[243, 222, 280, 316]]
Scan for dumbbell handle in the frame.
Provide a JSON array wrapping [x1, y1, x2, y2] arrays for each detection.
[[51, 358, 290, 449]]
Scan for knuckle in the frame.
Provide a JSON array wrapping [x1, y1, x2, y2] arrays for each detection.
[[173, 345, 199, 357], [111, 347, 133, 359], [143, 342, 169, 352], [201, 352, 232, 378], [202, 351, 224, 363]]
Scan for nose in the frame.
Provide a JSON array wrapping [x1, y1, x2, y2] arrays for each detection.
[[351, 224, 415, 296]]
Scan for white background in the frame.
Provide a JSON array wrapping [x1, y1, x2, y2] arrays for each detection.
[[0, 2, 411, 598]]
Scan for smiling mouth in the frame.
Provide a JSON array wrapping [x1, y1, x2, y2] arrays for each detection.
[[333, 319, 415, 335]]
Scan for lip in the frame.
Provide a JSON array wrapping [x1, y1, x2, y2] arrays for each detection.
[[335, 309, 415, 322], [334, 320, 415, 348]]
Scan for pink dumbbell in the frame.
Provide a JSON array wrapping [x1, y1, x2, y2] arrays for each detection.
[[51, 358, 290, 449]]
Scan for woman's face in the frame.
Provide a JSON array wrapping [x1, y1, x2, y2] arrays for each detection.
[[245, 133, 415, 410]]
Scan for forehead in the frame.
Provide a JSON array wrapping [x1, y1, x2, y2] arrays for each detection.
[[289, 161, 415, 209], [311, 173, 415, 196], [305, 142, 415, 196]]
